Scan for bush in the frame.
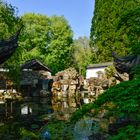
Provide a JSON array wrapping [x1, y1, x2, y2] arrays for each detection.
[[70, 77, 140, 139]]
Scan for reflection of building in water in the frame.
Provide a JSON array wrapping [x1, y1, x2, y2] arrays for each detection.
[[20, 98, 53, 116], [0, 101, 6, 118], [0, 98, 53, 120], [0, 100, 17, 118], [20, 59, 53, 97], [21, 104, 32, 115]]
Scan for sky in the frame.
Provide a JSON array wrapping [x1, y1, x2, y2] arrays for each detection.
[[5, 0, 94, 39]]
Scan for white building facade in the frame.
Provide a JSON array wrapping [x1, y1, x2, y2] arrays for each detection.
[[86, 62, 113, 79]]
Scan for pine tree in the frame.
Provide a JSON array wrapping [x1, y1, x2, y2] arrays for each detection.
[[90, 0, 140, 62]]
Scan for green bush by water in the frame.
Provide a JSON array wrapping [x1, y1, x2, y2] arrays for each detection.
[[71, 77, 140, 139]]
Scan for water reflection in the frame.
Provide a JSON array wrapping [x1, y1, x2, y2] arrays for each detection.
[[0, 97, 53, 121], [21, 104, 32, 115], [0, 94, 78, 126]]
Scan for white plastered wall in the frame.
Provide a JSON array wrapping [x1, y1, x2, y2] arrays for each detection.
[[86, 67, 106, 79]]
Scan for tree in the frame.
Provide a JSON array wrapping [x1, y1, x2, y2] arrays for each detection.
[[19, 13, 51, 63], [0, 0, 22, 66], [0, 0, 22, 87], [72, 36, 94, 76], [0, 0, 21, 38], [0, 2, 74, 82], [44, 16, 73, 74], [90, 0, 140, 62], [117, 7, 140, 54], [19, 14, 73, 74], [71, 77, 140, 139]]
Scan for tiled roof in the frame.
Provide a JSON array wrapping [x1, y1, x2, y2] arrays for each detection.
[[21, 59, 52, 72], [0, 27, 22, 64], [87, 62, 113, 69]]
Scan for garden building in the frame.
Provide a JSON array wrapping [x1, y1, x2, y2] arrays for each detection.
[[20, 59, 53, 97]]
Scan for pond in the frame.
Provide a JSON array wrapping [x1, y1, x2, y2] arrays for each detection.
[[0, 96, 76, 128], [0, 97, 52, 128], [0, 93, 82, 140], [0, 97, 52, 116]]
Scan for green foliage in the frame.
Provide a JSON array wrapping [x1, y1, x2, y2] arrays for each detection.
[[0, 2, 74, 75], [0, 124, 10, 138], [131, 42, 140, 55], [0, 0, 21, 38], [19, 14, 73, 74], [0, 1, 74, 87], [19, 13, 51, 63], [0, 0, 22, 61], [19, 128, 39, 140], [71, 78, 140, 138], [117, 7, 140, 54], [42, 119, 73, 140], [90, 0, 140, 62], [70, 103, 94, 123], [93, 78, 140, 117], [0, 0, 23, 87], [72, 36, 94, 76], [5, 65, 21, 88], [0, 122, 39, 140], [44, 16, 73, 74], [105, 66, 116, 78], [109, 125, 140, 140], [130, 64, 140, 79]]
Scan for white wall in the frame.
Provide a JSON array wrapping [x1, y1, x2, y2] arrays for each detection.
[[86, 67, 106, 79]]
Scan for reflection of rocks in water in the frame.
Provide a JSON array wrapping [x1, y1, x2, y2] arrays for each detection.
[[51, 68, 80, 118], [52, 107, 77, 121], [40, 90, 52, 98]]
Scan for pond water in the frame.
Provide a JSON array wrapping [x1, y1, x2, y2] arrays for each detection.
[[0, 95, 80, 140], [0, 97, 52, 118], [0, 97, 53, 129], [0, 97, 99, 140], [0, 96, 77, 129]]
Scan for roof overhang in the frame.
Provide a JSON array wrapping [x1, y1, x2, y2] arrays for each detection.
[[87, 62, 113, 69], [21, 59, 52, 72]]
